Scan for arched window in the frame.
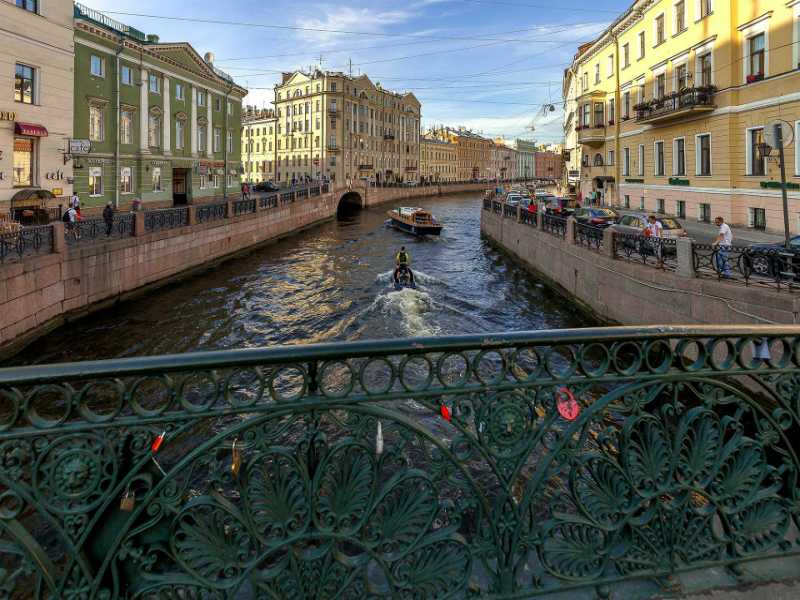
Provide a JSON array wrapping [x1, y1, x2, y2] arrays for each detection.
[[593, 153, 604, 166]]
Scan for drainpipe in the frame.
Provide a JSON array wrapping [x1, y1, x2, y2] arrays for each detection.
[[114, 40, 124, 209], [223, 82, 234, 198], [613, 32, 621, 206]]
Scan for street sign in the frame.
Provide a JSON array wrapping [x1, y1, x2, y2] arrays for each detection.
[[69, 139, 91, 155], [765, 119, 794, 148]]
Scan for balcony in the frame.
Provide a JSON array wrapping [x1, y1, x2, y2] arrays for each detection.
[[577, 124, 606, 147], [383, 134, 395, 141], [634, 86, 715, 125], [326, 144, 340, 152]]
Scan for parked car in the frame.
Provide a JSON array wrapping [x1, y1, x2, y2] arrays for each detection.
[[545, 197, 575, 217], [254, 181, 279, 192], [746, 236, 800, 278], [612, 213, 687, 238], [573, 207, 618, 227], [505, 193, 523, 207]]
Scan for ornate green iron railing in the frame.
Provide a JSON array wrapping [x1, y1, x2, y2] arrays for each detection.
[[1, 326, 800, 599]]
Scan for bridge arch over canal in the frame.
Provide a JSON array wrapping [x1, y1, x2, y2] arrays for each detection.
[[336, 190, 364, 217]]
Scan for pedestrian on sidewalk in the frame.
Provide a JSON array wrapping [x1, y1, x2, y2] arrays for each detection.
[[102, 202, 114, 237], [63, 205, 78, 240], [241, 181, 250, 201], [70, 192, 80, 210], [713, 216, 733, 278]]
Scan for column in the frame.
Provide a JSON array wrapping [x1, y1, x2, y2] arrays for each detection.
[[206, 92, 213, 158], [139, 68, 149, 153], [190, 87, 198, 157], [162, 76, 171, 155]]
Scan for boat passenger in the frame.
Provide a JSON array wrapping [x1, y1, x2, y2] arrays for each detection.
[[395, 246, 410, 266]]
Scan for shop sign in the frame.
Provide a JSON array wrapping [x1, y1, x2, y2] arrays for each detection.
[[760, 181, 800, 190], [0, 111, 16, 121], [46, 170, 65, 180], [625, 178, 645, 184], [668, 177, 690, 186], [52, 188, 63, 196], [69, 139, 91, 155], [198, 164, 209, 175]]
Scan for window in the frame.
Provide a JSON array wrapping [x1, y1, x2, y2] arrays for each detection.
[[677, 200, 686, 218], [198, 91, 206, 107], [608, 98, 615, 123], [581, 104, 591, 127], [637, 80, 645, 103], [152, 167, 162, 192], [593, 103, 604, 126], [656, 198, 665, 214], [120, 65, 132, 86], [227, 131, 233, 152], [749, 207, 766, 230], [595, 63, 600, 84], [175, 83, 184, 100], [748, 34, 765, 79], [198, 125, 207, 152], [227, 101, 233, 114], [748, 128, 766, 176], [656, 73, 666, 98], [623, 43, 630, 68], [655, 14, 666, 45], [120, 167, 132, 194], [674, 138, 685, 175], [623, 91, 631, 119], [89, 105, 104, 142], [698, 52, 712, 86], [15, 0, 37, 12], [212, 127, 221, 153], [12, 137, 34, 187], [623, 147, 630, 176], [120, 109, 133, 145], [675, 63, 688, 90], [148, 113, 161, 148], [607, 150, 615, 166], [639, 196, 646, 210], [797, 121, 800, 176], [90, 55, 104, 77], [149, 74, 160, 94], [675, 0, 686, 33], [89, 166, 103, 196], [655, 141, 665, 176], [608, 54, 614, 77], [215, 97, 222, 111], [169, 122, 190, 158], [699, 203, 711, 223], [624, 194, 631, 209], [697, 134, 711, 175], [699, 0, 712, 19], [14, 63, 34, 104], [638, 31, 646, 58]]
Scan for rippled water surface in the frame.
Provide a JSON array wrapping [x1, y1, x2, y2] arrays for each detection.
[[9, 193, 592, 365]]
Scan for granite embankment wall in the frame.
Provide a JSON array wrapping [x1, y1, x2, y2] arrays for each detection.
[[481, 207, 800, 325], [0, 183, 488, 357]]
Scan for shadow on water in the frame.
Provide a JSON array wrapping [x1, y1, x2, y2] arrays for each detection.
[[6, 192, 594, 366]]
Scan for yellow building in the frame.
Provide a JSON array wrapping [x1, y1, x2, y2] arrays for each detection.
[[273, 70, 421, 185], [435, 127, 494, 180], [241, 107, 277, 184], [566, 0, 800, 233], [421, 135, 457, 182]]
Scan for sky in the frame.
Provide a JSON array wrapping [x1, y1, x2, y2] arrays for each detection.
[[82, 0, 632, 143]]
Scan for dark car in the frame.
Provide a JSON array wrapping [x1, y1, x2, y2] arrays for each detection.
[[254, 181, 280, 192], [573, 207, 618, 227], [746, 236, 800, 279]]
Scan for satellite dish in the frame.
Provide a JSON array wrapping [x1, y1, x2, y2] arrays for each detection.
[[764, 119, 794, 148]]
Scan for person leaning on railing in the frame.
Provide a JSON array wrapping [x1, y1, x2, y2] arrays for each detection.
[[713, 216, 733, 278]]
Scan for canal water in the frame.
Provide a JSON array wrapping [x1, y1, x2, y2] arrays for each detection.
[[8, 192, 592, 365]]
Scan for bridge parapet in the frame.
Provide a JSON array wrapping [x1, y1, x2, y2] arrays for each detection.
[[1, 325, 799, 598]]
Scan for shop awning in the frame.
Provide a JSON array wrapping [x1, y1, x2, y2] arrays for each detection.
[[15, 122, 49, 137]]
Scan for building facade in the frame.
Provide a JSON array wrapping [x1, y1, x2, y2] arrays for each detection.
[[420, 135, 457, 182], [434, 127, 493, 180], [514, 139, 536, 182], [1, 0, 74, 213], [565, 0, 800, 232], [73, 4, 246, 209], [273, 70, 421, 185], [534, 151, 564, 182], [241, 107, 277, 184], [491, 139, 518, 181]]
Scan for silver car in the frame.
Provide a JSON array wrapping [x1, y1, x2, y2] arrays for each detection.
[[612, 213, 687, 238]]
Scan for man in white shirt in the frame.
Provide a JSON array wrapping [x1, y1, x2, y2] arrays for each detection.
[[644, 215, 663, 237], [70, 192, 80, 210], [713, 216, 733, 277]]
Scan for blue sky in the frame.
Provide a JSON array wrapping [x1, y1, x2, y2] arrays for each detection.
[[84, 0, 632, 142]]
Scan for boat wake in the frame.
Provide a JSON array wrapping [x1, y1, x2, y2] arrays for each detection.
[[369, 288, 440, 337], [375, 269, 438, 286]]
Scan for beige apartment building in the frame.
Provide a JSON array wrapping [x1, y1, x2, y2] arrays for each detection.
[[421, 135, 457, 182], [566, 0, 800, 233], [1, 0, 74, 215], [242, 107, 277, 183], [435, 127, 494, 180], [273, 70, 421, 185]]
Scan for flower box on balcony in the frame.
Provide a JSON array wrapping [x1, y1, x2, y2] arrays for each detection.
[[608, 120, 615, 125], [746, 73, 764, 84]]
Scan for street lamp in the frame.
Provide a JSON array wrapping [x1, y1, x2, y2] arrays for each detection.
[[758, 120, 794, 249]]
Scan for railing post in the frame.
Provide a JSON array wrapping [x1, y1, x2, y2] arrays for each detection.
[[133, 211, 146, 237], [676, 237, 696, 278], [603, 228, 615, 259], [52, 222, 66, 254], [534, 210, 541, 228], [516, 205, 522, 222], [226, 200, 234, 219], [187, 205, 197, 226], [566, 217, 576, 244]]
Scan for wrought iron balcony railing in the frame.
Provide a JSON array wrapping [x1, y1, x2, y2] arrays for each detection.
[[4, 326, 800, 598], [634, 86, 716, 124]]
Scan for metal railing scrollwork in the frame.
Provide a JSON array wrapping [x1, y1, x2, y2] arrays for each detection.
[[233, 198, 257, 217], [519, 210, 537, 227], [614, 232, 678, 270], [144, 207, 189, 232], [502, 203, 516, 218], [197, 201, 228, 224], [280, 191, 294, 204], [1, 326, 800, 599], [0, 225, 54, 263], [260, 194, 278, 210], [693, 244, 800, 290], [67, 215, 134, 245], [574, 222, 604, 250], [542, 214, 567, 238]]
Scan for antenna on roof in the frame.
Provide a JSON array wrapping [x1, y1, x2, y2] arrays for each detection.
[[348, 58, 353, 78]]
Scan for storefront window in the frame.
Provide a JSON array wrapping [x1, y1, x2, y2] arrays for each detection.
[[13, 137, 34, 187], [148, 113, 161, 148], [89, 167, 103, 196], [89, 105, 104, 141], [120, 167, 132, 193], [152, 167, 162, 192], [14, 63, 34, 104]]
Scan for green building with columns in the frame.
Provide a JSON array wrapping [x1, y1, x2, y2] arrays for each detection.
[[72, 3, 247, 209]]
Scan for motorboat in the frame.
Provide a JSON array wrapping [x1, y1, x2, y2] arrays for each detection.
[[387, 207, 442, 236], [393, 265, 416, 290]]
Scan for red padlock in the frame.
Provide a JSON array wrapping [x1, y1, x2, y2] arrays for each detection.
[[556, 388, 580, 421], [151, 431, 166, 453], [440, 405, 452, 422]]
